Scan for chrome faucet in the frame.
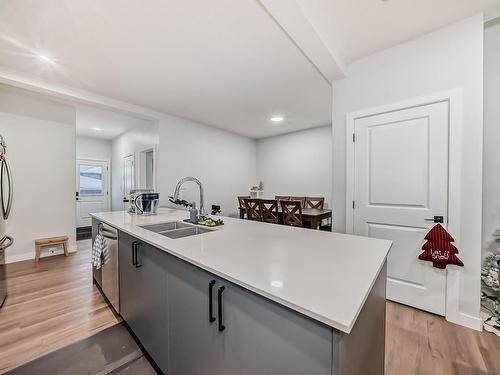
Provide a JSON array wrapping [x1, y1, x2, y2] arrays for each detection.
[[170, 177, 205, 215]]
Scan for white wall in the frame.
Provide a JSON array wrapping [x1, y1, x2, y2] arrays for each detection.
[[0, 85, 77, 263], [76, 135, 112, 161], [158, 115, 257, 216], [111, 123, 159, 211], [332, 15, 484, 327], [483, 20, 500, 258], [256, 125, 332, 206]]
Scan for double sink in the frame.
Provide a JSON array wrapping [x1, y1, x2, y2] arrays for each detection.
[[140, 221, 214, 239]]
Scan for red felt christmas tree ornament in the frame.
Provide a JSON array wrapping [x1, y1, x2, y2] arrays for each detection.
[[418, 224, 464, 269]]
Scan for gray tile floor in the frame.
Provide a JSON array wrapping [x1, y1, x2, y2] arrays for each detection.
[[6, 324, 157, 375]]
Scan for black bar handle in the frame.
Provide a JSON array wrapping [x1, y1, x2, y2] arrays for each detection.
[[209, 280, 216, 323], [135, 242, 142, 268], [218, 286, 226, 332], [131, 241, 138, 266]]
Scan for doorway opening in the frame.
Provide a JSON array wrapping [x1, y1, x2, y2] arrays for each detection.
[[75, 105, 159, 240]]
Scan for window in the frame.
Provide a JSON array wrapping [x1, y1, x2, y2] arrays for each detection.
[[79, 165, 103, 195]]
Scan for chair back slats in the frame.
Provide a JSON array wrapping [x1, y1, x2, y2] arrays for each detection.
[[238, 195, 251, 219], [260, 199, 279, 224], [290, 196, 306, 208], [281, 200, 303, 227], [305, 197, 325, 210], [244, 198, 262, 221], [238, 196, 251, 208], [275, 195, 290, 203]]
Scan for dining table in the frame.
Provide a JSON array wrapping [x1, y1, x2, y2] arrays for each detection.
[[239, 206, 332, 230]]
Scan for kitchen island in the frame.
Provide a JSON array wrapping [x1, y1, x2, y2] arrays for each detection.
[[91, 208, 392, 375]]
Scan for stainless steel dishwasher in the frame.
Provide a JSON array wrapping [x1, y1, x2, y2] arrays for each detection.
[[93, 222, 119, 313]]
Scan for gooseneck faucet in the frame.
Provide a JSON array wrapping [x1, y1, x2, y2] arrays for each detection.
[[170, 177, 205, 215]]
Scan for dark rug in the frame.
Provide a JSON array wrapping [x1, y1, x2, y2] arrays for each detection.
[[6, 324, 157, 375]]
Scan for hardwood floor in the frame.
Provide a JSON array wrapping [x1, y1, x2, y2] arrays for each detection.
[[0, 240, 120, 374], [0, 240, 499, 374], [385, 301, 500, 375]]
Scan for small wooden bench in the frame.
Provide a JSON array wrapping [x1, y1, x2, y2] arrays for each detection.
[[35, 236, 69, 262]]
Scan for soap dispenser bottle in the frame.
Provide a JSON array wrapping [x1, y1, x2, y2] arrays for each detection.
[[189, 202, 198, 224]]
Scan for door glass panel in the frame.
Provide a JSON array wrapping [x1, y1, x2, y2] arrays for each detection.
[[79, 165, 103, 195]]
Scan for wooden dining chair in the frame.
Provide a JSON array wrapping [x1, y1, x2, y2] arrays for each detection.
[[244, 198, 262, 221], [238, 196, 251, 219], [305, 197, 325, 209], [290, 196, 306, 208], [281, 200, 303, 227], [275, 195, 290, 203], [260, 199, 279, 224]]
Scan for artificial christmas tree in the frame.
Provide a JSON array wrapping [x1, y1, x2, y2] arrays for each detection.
[[418, 224, 464, 269]]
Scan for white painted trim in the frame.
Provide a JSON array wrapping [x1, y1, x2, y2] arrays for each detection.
[[345, 89, 478, 329], [136, 144, 159, 192], [6, 244, 77, 264], [76, 156, 110, 163]]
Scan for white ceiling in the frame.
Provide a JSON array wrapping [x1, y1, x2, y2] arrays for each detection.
[[296, 0, 498, 64], [76, 105, 153, 140], [0, 0, 498, 139], [486, 2, 500, 21], [0, 0, 332, 139]]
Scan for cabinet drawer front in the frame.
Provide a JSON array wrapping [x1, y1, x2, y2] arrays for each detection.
[[167, 255, 221, 375], [220, 282, 332, 375], [168, 255, 332, 375], [118, 231, 137, 325], [134, 242, 168, 372]]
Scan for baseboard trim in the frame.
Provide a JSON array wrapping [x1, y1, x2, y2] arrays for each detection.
[[447, 311, 482, 331], [6, 246, 77, 264]]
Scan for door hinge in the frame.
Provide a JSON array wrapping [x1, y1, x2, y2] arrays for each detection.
[[352, 200, 355, 209], [352, 133, 356, 142]]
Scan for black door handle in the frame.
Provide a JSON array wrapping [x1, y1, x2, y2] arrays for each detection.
[[135, 242, 142, 268], [424, 216, 444, 223], [209, 280, 216, 323], [132, 241, 138, 266], [218, 286, 225, 332]]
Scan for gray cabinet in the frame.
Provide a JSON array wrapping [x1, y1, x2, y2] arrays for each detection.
[[119, 232, 169, 372], [219, 281, 332, 375], [167, 255, 221, 375], [167, 255, 332, 375], [117, 231, 385, 375], [118, 232, 137, 328]]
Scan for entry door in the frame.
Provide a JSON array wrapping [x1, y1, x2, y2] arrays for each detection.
[[76, 159, 109, 228], [352, 101, 449, 315], [123, 154, 135, 208]]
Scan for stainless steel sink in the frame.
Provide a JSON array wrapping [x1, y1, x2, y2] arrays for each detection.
[[140, 221, 191, 233], [139, 221, 214, 239], [160, 226, 213, 239]]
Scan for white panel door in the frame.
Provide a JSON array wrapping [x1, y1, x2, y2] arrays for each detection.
[[353, 101, 449, 315], [76, 159, 109, 228]]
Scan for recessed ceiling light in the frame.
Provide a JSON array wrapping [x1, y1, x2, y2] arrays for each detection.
[[37, 54, 54, 63], [92, 127, 102, 131], [270, 116, 284, 123]]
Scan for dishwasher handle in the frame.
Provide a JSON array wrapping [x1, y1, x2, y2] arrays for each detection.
[[98, 222, 118, 240], [102, 232, 118, 240]]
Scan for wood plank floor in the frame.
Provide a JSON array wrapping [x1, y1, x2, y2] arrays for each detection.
[[0, 240, 499, 374], [385, 301, 500, 374], [0, 240, 120, 374]]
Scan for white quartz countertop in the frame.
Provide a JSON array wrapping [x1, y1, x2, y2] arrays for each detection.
[[91, 209, 391, 333]]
